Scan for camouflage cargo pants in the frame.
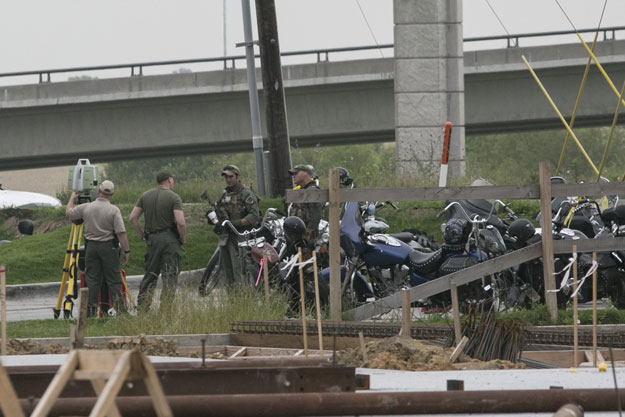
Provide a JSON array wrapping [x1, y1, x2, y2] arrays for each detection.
[[138, 231, 181, 311]]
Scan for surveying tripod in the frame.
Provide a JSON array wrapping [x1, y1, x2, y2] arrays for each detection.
[[54, 219, 84, 319]]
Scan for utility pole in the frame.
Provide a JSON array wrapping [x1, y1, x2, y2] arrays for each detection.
[[240, 0, 266, 196], [255, 0, 292, 197]]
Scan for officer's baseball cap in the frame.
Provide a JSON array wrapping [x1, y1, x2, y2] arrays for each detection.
[[221, 165, 240, 176], [288, 164, 317, 177], [99, 180, 115, 195]]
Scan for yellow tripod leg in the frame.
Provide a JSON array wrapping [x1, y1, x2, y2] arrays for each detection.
[[63, 223, 83, 318], [54, 223, 78, 318], [121, 272, 136, 309]]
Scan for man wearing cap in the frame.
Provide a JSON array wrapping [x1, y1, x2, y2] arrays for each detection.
[[129, 171, 186, 311], [288, 165, 323, 247], [214, 165, 260, 285], [66, 180, 130, 317]]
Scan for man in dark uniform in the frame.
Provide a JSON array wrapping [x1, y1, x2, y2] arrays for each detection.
[[214, 165, 260, 286], [66, 180, 130, 317], [129, 171, 186, 311], [288, 164, 323, 248]]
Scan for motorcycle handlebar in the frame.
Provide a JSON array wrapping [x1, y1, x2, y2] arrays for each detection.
[[221, 207, 280, 238]]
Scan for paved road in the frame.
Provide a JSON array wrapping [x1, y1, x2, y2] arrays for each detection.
[[5, 269, 204, 322]]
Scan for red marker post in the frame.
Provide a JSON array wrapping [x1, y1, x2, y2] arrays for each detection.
[[438, 122, 453, 187]]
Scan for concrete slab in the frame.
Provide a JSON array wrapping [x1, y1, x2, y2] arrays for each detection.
[[0, 354, 204, 367]]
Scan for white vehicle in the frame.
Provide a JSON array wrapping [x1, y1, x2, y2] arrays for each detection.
[[0, 187, 61, 209]]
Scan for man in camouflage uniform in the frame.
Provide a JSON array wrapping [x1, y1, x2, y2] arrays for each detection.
[[288, 164, 323, 248], [129, 171, 186, 311], [215, 165, 260, 285]]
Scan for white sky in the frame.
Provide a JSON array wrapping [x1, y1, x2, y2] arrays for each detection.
[[0, 0, 623, 82]]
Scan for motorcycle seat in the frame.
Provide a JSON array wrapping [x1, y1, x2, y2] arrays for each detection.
[[389, 231, 414, 243], [408, 249, 443, 275]]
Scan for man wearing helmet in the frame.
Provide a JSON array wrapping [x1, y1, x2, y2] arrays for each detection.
[[214, 165, 260, 285], [288, 164, 323, 249]]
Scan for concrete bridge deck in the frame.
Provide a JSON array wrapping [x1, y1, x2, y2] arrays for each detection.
[[1, 40, 624, 169]]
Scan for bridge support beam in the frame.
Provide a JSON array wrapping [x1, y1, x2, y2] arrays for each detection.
[[394, 0, 465, 178]]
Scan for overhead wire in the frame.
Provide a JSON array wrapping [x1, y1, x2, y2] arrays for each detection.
[[484, 0, 513, 43], [355, 0, 385, 58], [555, 0, 608, 176]]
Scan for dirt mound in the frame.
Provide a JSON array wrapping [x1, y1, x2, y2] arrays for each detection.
[[5, 335, 180, 357], [105, 335, 179, 357], [338, 336, 524, 371], [6, 339, 67, 355]]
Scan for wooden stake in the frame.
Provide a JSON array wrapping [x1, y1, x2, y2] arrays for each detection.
[[572, 245, 578, 368], [358, 331, 368, 363], [0, 361, 26, 417], [262, 252, 270, 304], [312, 255, 324, 355], [328, 168, 341, 321], [592, 252, 598, 367], [539, 162, 558, 323], [449, 336, 469, 363], [1, 265, 6, 356], [297, 248, 308, 356], [399, 289, 411, 338], [73, 288, 88, 349], [450, 283, 462, 344]]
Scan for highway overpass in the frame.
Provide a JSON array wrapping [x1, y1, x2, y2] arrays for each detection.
[[1, 40, 625, 169]]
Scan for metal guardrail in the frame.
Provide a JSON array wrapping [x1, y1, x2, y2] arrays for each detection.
[[1, 26, 624, 83]]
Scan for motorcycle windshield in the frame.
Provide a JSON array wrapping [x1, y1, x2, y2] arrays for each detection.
[[340, 201, 365, 257], [446, 199, 507, 233]]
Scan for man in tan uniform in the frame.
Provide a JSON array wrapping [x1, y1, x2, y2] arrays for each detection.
[[66, 180, 130, 317]]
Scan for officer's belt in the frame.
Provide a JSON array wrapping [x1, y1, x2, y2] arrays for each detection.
[[146, 228, 171, 235]]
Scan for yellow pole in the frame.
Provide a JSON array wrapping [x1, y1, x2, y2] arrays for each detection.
[[556, 32, 599, 176], [598, 73, 625, 181], [521, 55, 599, 176], [575, 33, 625, 109]]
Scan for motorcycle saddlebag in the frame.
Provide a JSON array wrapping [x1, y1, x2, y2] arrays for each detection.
[[438, 255, 478, 276]]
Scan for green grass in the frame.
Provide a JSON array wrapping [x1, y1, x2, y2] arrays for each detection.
[[6, 286, 290, 339]]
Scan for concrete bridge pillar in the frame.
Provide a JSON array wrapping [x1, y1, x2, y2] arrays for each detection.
[[394, 0, 465, 179]]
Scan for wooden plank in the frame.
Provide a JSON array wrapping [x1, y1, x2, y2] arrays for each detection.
[[358, 332, 368, 362], [0, 362, 26, 417], [539, 162, 558, 323], [345, 243, 543, 321], [1, 265, 6, 356], [74, 287, 89, 349], [584, 350, 605, 364], [230, 347, 247, 358], [553, 237, 625, 254], [140, 354, 174, 417], [285, 181, 625, 204], [449, 336, 469, 363], [450, 283, 462, 344], [90, 351, 132, 417], [399, 290, 411, 338], [328, 169, 341, 321], [30, 350, 79, 417], [91, 379, 122, 417]]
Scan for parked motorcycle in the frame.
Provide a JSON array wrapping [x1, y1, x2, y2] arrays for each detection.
[[198, 208, 284, 296]]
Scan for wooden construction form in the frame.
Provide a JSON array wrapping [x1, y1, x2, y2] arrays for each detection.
[[0, 361, 26, 417], [30, 349, 172, 417]]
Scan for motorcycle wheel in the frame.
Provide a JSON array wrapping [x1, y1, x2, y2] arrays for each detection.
[[199, 248, 221, 296]]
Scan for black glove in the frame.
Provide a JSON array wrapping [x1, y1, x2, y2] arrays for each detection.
[[213, 224, 223, 235]]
